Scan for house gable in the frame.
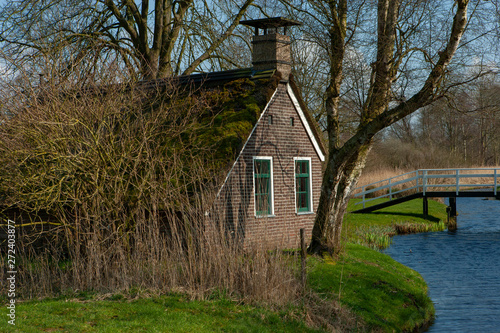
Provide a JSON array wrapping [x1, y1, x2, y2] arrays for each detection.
[[213, 80, 324, 248], [217, 79, 325, 198]]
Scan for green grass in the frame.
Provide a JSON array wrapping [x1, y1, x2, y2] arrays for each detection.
[[344, 198, 448, 248], [302, 197, 448, 331], [1, 294, 321, 333], [307, 244, 434, 332]]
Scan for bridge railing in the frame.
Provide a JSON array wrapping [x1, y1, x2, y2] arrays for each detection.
[[353, 168, 500, 208]]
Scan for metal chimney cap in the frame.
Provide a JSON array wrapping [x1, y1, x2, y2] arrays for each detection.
[[240, 17, 301, 35]]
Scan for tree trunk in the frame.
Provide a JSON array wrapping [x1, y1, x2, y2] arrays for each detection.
[[141, 53, 161, 80], [309, 139, 372, 255], [308, 0, 469, 255]]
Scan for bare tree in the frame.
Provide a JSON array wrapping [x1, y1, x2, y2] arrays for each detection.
[[284, 0, 496, 254], [417, 72, 500, 166], [0, 0, 254, 82]]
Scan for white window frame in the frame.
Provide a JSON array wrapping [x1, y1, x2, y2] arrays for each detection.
[[252, 156, 275, 217], [294, 157, 313, 214]]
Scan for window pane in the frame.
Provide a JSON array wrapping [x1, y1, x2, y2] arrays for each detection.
[[255, 160, 270, 176], [256, 194, 269, 214], [298, 177, 307, 192], [254, 159, 272, 215], [300, 161, 307, 174], [295, 160, 310, 212], [298, 193, 307, 209], [256, 178, 269, 194]]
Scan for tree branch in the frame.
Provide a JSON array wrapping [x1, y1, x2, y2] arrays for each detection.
[[182, 0, 253, 76]]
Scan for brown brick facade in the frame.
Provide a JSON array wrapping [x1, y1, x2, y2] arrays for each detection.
[[214, 83, 323, 249]]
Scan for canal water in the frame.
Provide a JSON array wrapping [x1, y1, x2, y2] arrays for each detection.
[[383, 197, 500, 332]]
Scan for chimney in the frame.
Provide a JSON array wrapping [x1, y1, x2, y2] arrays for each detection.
[[240, 17, 301, 82]]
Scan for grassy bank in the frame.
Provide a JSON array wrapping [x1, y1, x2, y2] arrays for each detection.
[[1, 293, 321, 333], [2, 198, 448, 332], [307, 244, 434, 332], [303, 197, 448, 331], [344, 198, 448, 249]]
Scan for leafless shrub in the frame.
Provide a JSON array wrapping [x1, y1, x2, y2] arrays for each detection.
[[302, 292, 364, 332], [0, 78, 301, 307]]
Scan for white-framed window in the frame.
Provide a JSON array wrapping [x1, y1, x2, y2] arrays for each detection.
[[253, 156, 274, 217], [294, 157, 313, 214]]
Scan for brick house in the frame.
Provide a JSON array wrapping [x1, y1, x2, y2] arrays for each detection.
[[0, 17, 326, 250], [206, 18, 326, 248]]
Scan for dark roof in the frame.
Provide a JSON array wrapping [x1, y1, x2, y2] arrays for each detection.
[[33, 67, 324, 163], [136, 68, 276, 91], [240, 17, 302, 29], [34, 69, 276, 102], [137, 68, 325, 167], [167, 69, 283, 171], [33, 67, 324, 176]]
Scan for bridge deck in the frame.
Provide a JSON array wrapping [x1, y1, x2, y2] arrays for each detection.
[[351, 191, 499, 214], [352, 168, 500, 215]]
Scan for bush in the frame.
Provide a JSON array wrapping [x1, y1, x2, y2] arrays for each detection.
[[0, 80, 301, 306]]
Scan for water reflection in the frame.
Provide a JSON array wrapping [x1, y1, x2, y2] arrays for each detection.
[[384, 197, 500, 332]]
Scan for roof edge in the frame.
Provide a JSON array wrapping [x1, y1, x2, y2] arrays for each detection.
[[214, 85, 280, 199], [287, 75, 327, 159]]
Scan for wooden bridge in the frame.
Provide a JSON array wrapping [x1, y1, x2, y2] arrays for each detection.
[[352, 168, 500, 218]]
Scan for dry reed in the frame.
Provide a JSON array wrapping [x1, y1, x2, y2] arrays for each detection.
[[0, 80, 302, 308]]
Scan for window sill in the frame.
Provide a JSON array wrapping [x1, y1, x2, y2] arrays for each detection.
[[296, 211, 314, 216], [255, 214, 276, 218]]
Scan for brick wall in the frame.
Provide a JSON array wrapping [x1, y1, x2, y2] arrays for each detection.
[[214, 83, 323, 249], [252, 33, 292, 80]]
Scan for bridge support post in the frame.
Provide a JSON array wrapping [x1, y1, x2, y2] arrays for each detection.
[[423, 197, 428, 219], [449, 197, 457, 217], [447, 197, 457, 231]]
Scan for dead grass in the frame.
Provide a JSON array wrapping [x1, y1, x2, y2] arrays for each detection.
[[0, 80, 303, 308], [358, 167, 413, 189], [302, 292, 363, 332]]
